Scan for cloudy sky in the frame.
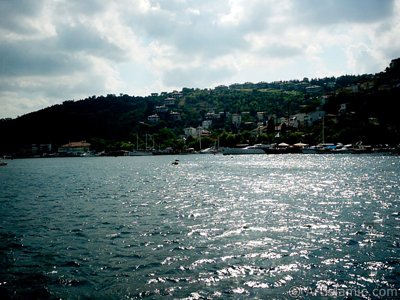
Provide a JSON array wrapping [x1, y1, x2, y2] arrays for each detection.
[[1, 0, 399, 118]]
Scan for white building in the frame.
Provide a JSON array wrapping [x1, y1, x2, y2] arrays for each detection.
[[184, 127, 197, 138], [232, 113, 242, 127], [202, 120, 212, 129]]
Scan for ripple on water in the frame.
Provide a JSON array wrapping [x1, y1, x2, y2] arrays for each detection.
[[0, 155, 399, 298]]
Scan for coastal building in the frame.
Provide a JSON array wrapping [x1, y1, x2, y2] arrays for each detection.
[[58, 141, 90, 156]]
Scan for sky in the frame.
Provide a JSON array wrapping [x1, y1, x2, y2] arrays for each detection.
[[1, 0, 399, 119]]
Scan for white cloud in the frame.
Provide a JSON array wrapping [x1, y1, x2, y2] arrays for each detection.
[[0, 0, 399, 118]]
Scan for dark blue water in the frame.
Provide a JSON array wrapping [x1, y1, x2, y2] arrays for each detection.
[[0, 155, 399, 299]]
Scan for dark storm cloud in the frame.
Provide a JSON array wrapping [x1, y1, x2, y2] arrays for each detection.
[[292, 0, 394, 25], [55, 24, 126, 61], [0, 0, 398, 118], [0, 0, 43, 34], [0, 22, 124, 78], [0, 40, 88, 77]]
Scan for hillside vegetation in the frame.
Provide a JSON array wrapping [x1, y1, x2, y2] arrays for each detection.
[[1, 58, 399, 156]]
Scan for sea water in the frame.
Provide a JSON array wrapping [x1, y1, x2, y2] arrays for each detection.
[[0, 155, 399, 299]]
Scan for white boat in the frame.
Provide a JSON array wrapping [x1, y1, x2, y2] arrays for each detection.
[[331, 144, 352, 154], [0, 159, 7, 166], [222, 145, 267, 155], [199, 147, 218, 154]]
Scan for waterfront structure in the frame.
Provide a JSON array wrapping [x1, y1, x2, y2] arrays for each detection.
[[58, 141, 91, 156]]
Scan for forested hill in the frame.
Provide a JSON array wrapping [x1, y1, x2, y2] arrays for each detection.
[[1, 58, 399, 155]]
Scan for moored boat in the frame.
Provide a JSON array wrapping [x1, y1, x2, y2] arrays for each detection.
[[222, 144, 267, 155], [128, 150, 153, 156]]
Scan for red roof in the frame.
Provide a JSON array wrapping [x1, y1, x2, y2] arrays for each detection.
[[61, 141, 91, 148]]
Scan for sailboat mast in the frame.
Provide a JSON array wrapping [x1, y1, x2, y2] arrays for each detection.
[[199, 131, 202, 150]]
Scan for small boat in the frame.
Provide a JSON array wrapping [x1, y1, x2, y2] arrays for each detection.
[[0, 160, 7, 166], [222, 145, 266, 155], [172, 159, 179, 165], [331, 144, 352, 154], [199, 147, 218, 154]]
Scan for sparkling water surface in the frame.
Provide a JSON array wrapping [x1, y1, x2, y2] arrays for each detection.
[[0, 155, 399, 299]]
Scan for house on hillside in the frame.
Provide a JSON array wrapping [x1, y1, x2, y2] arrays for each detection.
[[290, 113, 308, 128], [232, 113, 242, 127], [156, 105, 168, 113], [169, 111, 181, 121], [184, 127, 197, 138], [171, 90, 182, 98], [306, 110, 326, 126], [202, 120, 212, 129], [164, 97, 175, 106], [147, 114, 160, 123], [306, 85, 323, 95], [257, 112, 266, 122]]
